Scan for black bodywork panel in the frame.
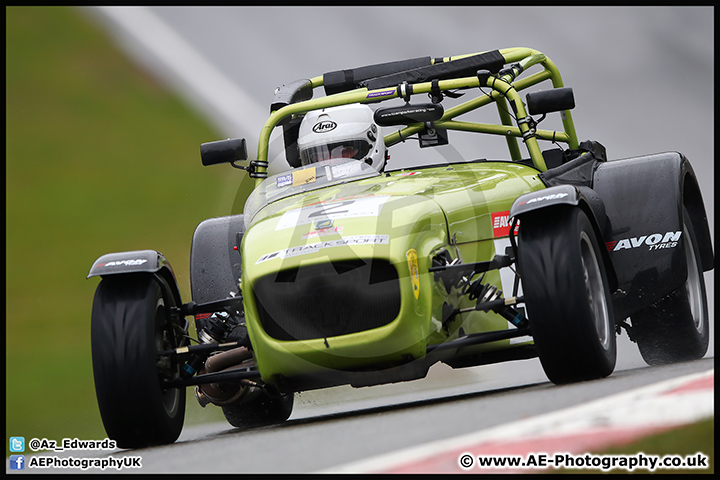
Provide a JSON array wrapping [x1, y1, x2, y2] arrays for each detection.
[[517, 144, 712, 321], [190, 215, 246, 304], [593, 152, 712, 319]]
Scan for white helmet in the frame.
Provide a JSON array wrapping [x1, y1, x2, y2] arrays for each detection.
[[297, 104, 386, 172]]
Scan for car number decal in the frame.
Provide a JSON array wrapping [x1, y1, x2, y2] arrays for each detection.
[[276, 196, 391, 230], [255, 235, 389, 264]]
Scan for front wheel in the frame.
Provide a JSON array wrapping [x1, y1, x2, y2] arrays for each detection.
[[91, 274, 187, 448], [518, 207, 616, 384], [631, 208, 709, 365]]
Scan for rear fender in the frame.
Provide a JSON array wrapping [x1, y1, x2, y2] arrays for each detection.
[[87, 250, 182, 307], [680, 161, 714, 271], [592, 152, 713, 318]]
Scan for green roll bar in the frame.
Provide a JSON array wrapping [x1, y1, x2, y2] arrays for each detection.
[[252, 47, 579, 186]]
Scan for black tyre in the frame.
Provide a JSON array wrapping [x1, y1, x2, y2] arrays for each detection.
[[518, 206, 616, 384], [631, 208, 709, 365], [222, 390, 294, 429], [91, 274, 186, 448]]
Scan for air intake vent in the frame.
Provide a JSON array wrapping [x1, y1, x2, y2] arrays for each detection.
[[254, 259, 401, 341]]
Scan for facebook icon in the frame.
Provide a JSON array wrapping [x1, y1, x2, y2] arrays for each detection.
[[9, 455, 25, 470]]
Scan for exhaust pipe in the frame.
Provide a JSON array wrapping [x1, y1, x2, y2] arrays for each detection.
[[195, 346, 260, 407]]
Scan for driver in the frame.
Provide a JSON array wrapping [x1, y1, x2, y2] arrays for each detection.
[[297, 104, 386, 172]]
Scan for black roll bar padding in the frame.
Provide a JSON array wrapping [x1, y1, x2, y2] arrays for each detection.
[[323, 56, 432, 96], [373, 103, 444, 127], [361, 50, 505, 92], [270, 79, 314, 115]]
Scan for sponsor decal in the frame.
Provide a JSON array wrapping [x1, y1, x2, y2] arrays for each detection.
[[366, 89, 396, 99], [607, 231, 682, 252], [492, 211, 520, 238], [276, 196, 391, 230], [516, 192, 569, 207], [381, 106, 437, 117], [398, 171, 422, 177], [256, 235, 389, 264], [302, 226, 344, 239], [312, 120, 337, 133], [330, 161, 362, 180], [96, 259, 148, 268], [293, 167, 317, 186], [277, 168, 317, 188], [406, 249, 420, 300], [276, 173, 293, 188], [315, 218, 333, 229]]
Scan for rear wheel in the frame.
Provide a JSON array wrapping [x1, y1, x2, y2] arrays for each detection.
[[518, 207, 616, 384], [91, 274, 186, 448], [631, 208, 709, 365], [221, 389, 294, 429]]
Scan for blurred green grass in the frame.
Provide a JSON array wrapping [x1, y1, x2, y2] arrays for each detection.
[[556, 418, 713, 474], [6, 6, 234, 445]]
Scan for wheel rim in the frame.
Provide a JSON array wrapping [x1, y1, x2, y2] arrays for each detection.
[[683, 225, 706, 335], [580, 232, 611, 350], [154, 298, 181, 416]]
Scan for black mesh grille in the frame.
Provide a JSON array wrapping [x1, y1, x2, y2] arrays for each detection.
[[253, 259, 401, 341]]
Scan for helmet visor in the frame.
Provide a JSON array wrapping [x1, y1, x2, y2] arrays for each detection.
[[300, 140, 371, 165]]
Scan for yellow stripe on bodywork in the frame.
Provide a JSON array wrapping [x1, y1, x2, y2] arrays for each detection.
[[406, 248, 420, 300]]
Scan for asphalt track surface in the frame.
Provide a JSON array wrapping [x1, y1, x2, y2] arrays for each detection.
[[16, 359, 714, 473], [70, 7, 713, 474]]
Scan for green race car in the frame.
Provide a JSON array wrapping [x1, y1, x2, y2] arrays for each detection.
[[88, 47, 713, 448]]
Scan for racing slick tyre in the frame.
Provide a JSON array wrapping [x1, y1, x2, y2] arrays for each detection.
[[221, 389, 294, 429], [630, 208, 709, 365], [518, 206, 616, 384], [91, 274, 186, 448]]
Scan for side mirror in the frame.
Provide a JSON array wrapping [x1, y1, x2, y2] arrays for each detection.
[[526, 87, 575, 115], [200, 138, 247, 166], [373, 103, 444, 127]]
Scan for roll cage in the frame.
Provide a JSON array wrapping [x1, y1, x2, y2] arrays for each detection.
[[206, 48, 580, 184]]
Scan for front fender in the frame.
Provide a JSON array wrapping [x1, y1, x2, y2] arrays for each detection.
[[88, 250, 182, 307], [510, 185, 616, 290]]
